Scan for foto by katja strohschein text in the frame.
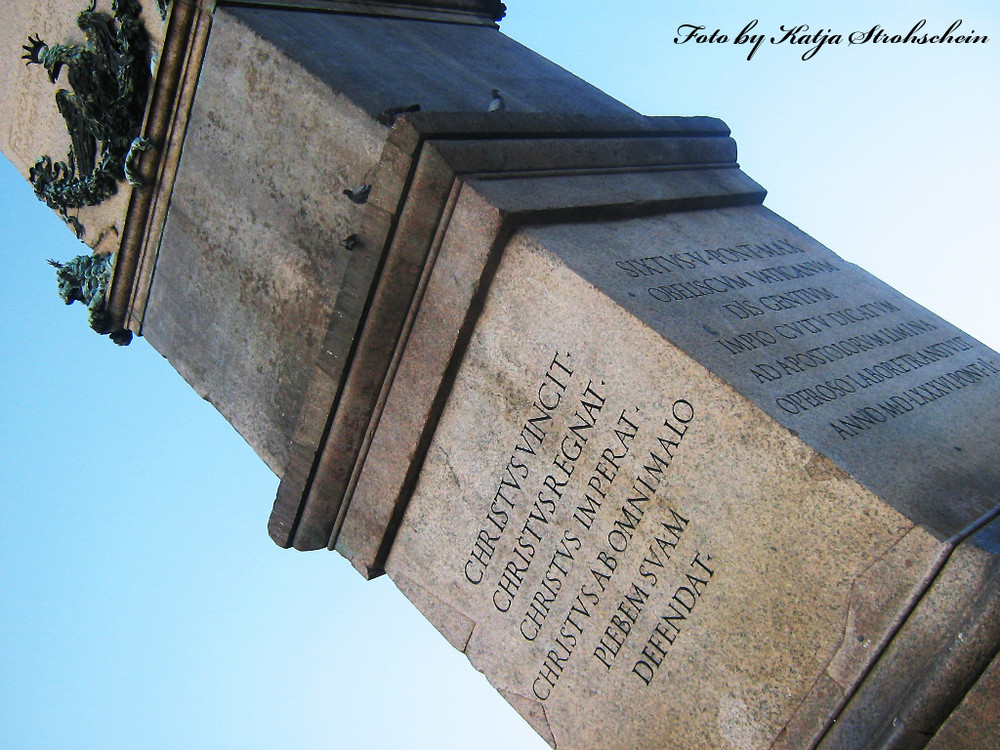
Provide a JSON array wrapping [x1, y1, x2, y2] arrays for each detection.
[[675, 19, 989, 61]]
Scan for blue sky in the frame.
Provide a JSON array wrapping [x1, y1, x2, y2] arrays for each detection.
[[2, 1, 998, 748]]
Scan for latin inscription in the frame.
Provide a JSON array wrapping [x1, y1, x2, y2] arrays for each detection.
[[456, 226, 999, 709], [464, 352, 574, 587], [631, 549, 716, 686], [462, 353, 717, 703], [612, 238, 999, 441], [529, 397, 706, 702]]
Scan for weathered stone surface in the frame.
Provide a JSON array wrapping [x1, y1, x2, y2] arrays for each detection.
[[320, 114, 752, 567], [381, 205, 1000, 747], [523, 208, 1000, 538], [137, 3, 649, 514], [279, 108, 998, 746], [228, 5, 636, 121], [142, 8, 385, 473], [925, 648, 1000, 750], [819, 516, 1000, 748]]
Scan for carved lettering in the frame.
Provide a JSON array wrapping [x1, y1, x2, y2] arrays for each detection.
[[829, 358, 1000, 439], [520, 530, 583, 641], [493, 378, 606, 610], [617, 240, 805, 279], [632, 551, 716, 686], [465, 352, 573, 585], [532, 399, 696, 700]]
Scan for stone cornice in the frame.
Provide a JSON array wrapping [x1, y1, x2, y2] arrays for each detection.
[[106, 0, 214, 336], [268, 111, 764, 575]]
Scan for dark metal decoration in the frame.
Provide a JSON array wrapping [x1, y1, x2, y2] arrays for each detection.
[[48, 253, 132, 344], [22, 0, 152, 237]]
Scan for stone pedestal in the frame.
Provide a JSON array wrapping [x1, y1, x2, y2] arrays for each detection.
[[112, 4, 1000, 747], [6, 1, 999, 747], [320, 113, 1000, 749]]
